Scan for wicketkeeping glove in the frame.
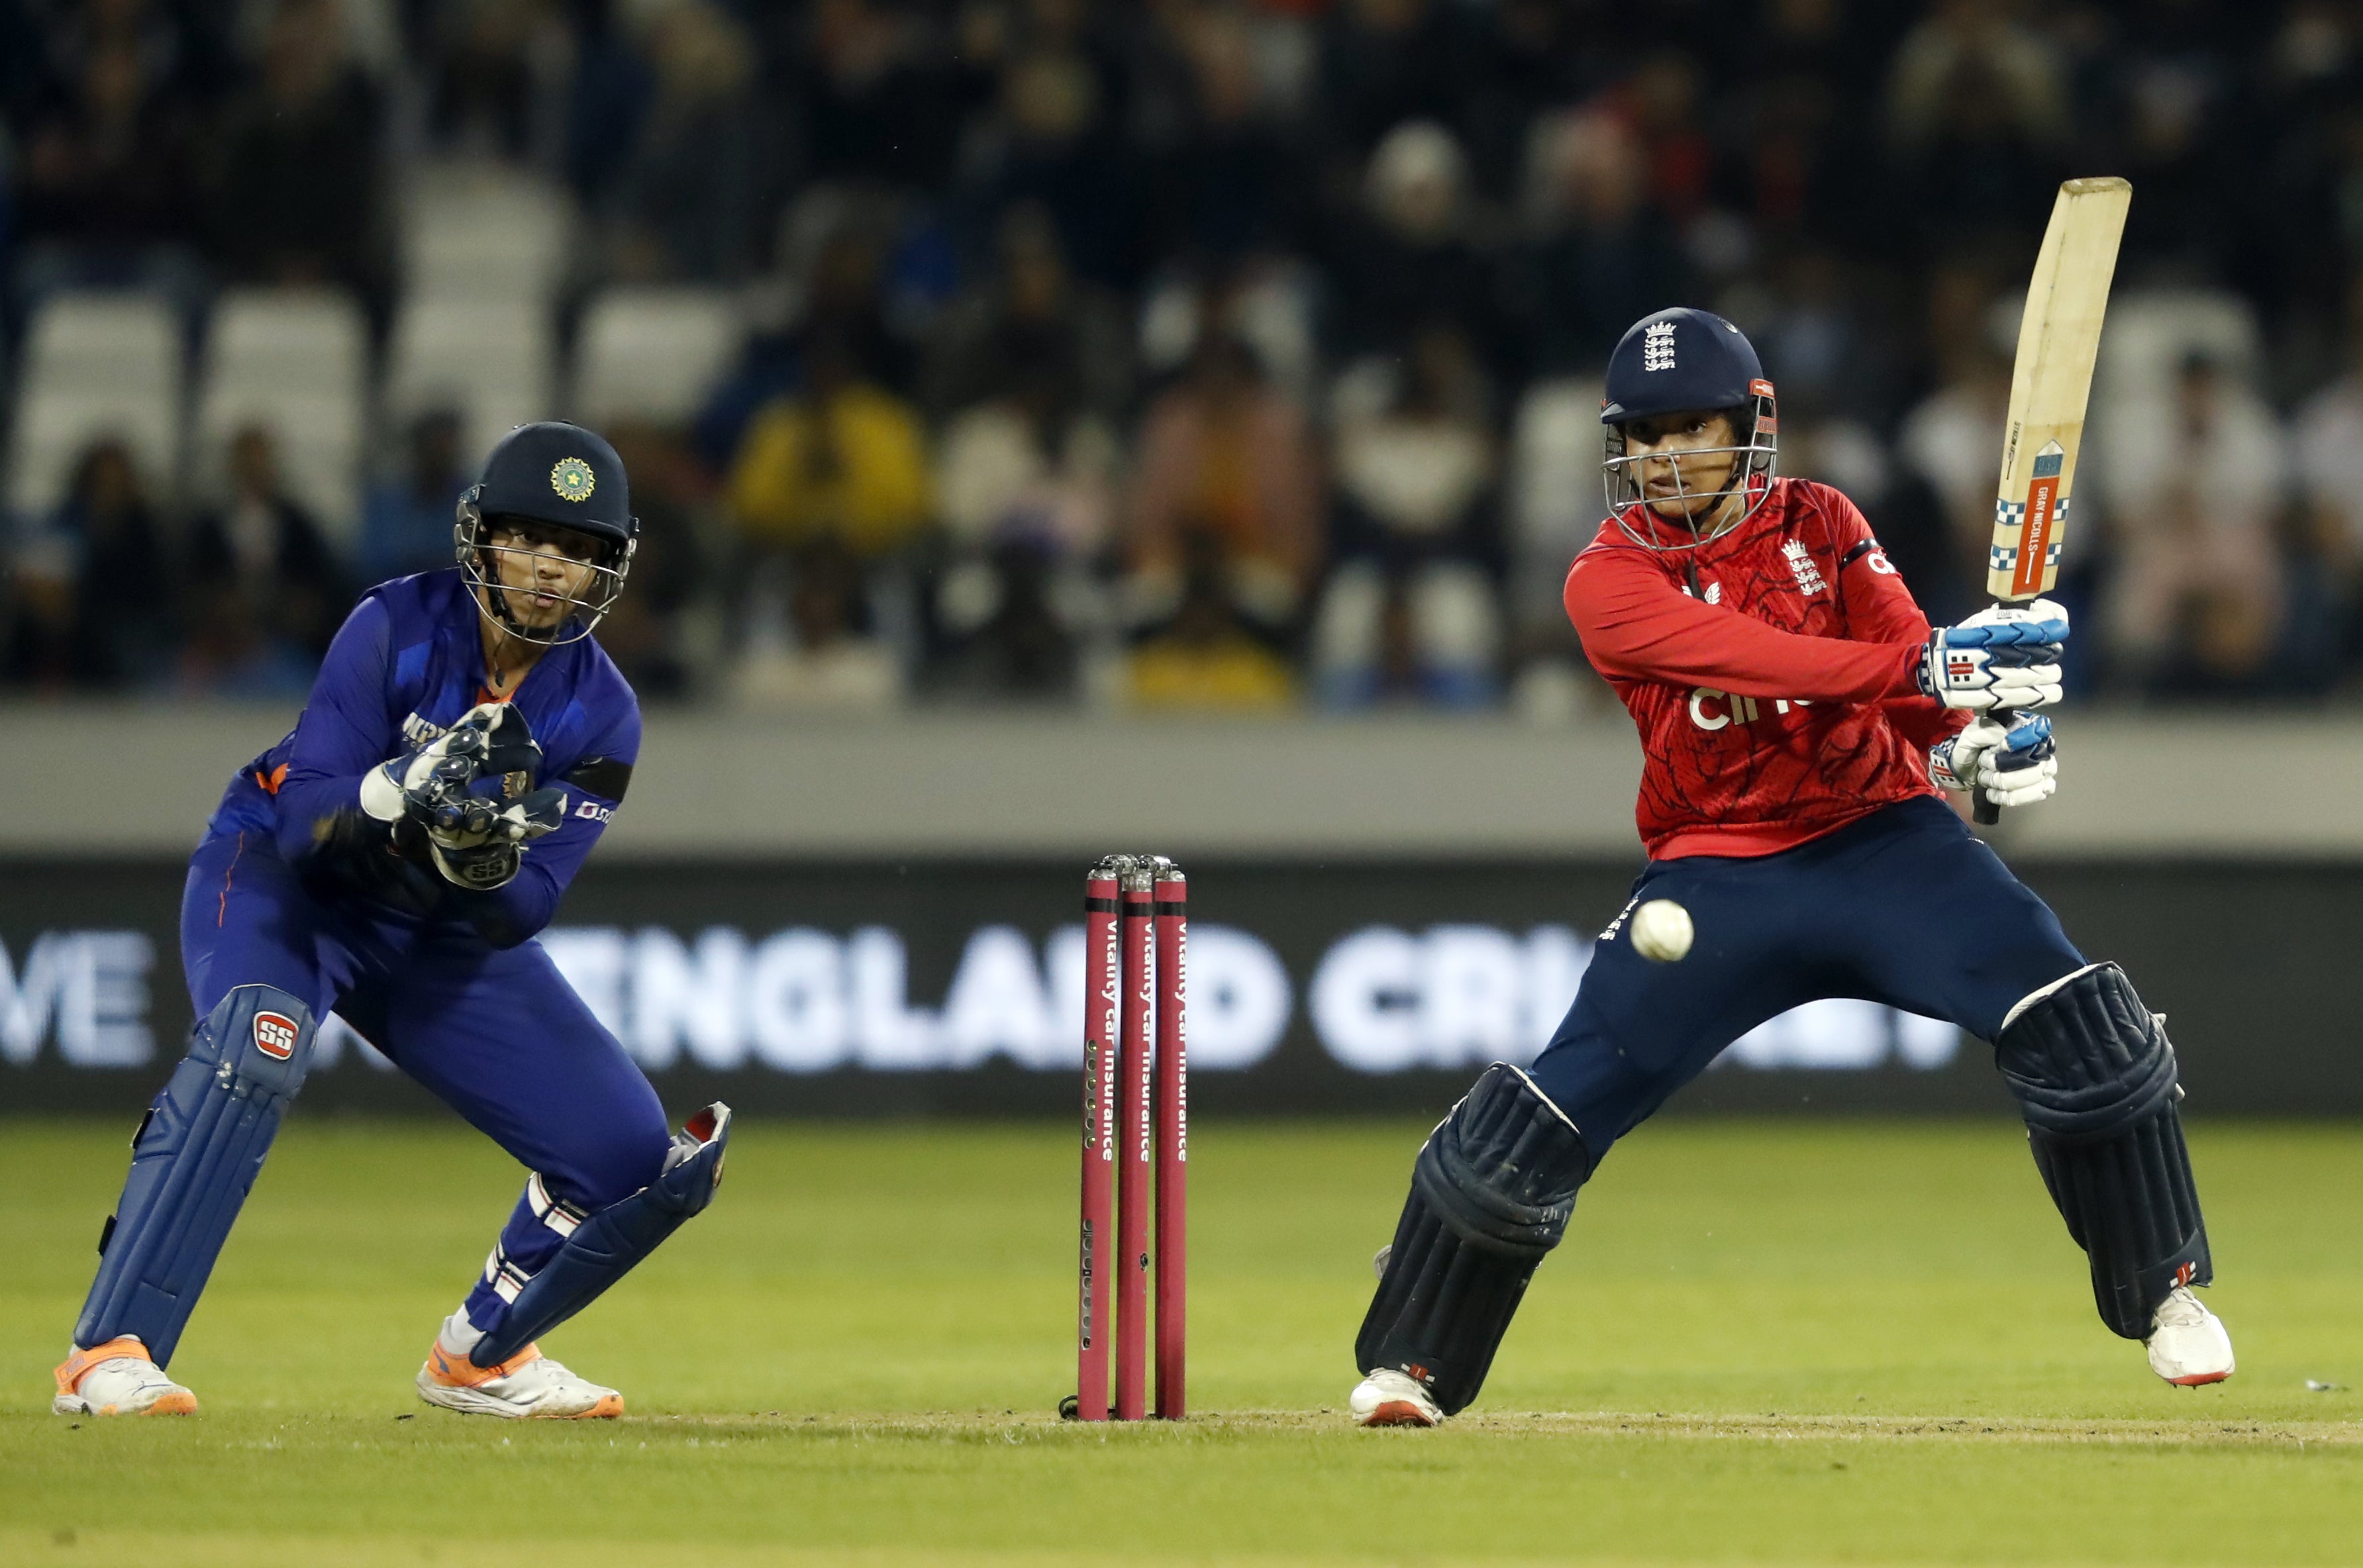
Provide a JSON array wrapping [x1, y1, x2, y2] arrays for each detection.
[[422, 785, 570, 891], [1917, 599, 2069, 712], [1930, 714, 2058, 809], [359, 703, 543, 836]]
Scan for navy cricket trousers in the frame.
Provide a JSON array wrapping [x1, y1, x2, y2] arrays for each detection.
[[181, 828, 672, 1334], [1527, 796, 2084, 1155]]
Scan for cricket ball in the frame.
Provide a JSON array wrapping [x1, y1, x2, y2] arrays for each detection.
[[1631, 899, 1694, 963]]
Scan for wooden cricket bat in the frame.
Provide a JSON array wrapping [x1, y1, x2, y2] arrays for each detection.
[[1974, 176, 2131, 824]]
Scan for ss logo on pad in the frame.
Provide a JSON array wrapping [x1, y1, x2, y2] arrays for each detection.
[[254, 1012, 299, 1061]]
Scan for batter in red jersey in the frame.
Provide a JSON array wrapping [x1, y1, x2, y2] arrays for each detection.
[[1346, 308, 2233, 1428]]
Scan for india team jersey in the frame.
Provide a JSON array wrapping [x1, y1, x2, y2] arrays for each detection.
[[1564, 477, 1968, 860], [207, 568, 640, 945]]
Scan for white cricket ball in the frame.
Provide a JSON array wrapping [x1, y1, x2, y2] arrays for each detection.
[[1631, 899, 1694, 963]]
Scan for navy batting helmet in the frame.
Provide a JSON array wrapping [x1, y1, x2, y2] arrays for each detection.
[[455, 421, 640, 645], [1599, 307, 1778, 548]]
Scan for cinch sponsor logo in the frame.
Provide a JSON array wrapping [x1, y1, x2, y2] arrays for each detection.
[[253, 1011, 299, 1060], [1689, 688, 1813, 730]]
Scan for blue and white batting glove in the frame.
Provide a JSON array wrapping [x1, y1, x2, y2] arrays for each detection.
[[1930, 714, 2058, 808], [1917, 599, 2069, 711]]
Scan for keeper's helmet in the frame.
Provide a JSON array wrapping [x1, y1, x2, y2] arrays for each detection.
[[454, 421, 639, 646], [1600, 307, 1778, 550]]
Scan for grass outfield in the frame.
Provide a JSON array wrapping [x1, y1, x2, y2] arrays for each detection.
[[3, 1117, 2359, 1565]]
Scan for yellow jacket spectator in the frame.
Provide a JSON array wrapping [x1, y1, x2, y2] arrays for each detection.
[[729, 341, 931, 557]]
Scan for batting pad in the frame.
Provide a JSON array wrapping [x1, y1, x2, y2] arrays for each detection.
[[1355, 1065, 1593, 1416], [1997, 963, 2211, 1338], [74, 983, 317, 1367], [471, 1102, 732, 1367]]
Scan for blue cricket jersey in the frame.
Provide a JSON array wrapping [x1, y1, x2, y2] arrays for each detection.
[[207, 568, 640, 947]]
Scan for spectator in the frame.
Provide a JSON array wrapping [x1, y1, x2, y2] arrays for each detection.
[[423, 0, 566, 162], [1125, 332, 1322, 638], [173, 577, 321, 699], [607, 0, 767, 283], [730, 536, 903, 712], [1148, 7, 1308, 266], [185, 424, 351, 662], [1313, 325, 1501, 708], [1460, 0, 1589, 202], [1315, 0, 1489, 175], [1505, 109, 1690, 380], [1897, 281, 2014, 585], [796, 0, 967, 191], [727, 331, 933, 564], [963, 48, 1144, 291], [921, 203, 1131, 426], [927, 343, 1122, 703], [9, 25, 204, 313], [2, 438, 174, 691], [358, 409, 468, 585], [928, 538, 1085, 704], [1324, 120, 1503, 373], [209, 0, 389, 311], [1884, 0, 2068, 247], [1126, 532, 1298, 712], [595, 422, 715, 702], [2293, 287, 2363, 674], [2096, 353, 2288, 693], [1611, 50, 1716, 228]]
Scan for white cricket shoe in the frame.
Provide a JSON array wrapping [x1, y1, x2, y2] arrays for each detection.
[[53, 1336, 198, 1416], [1350, 1369, 1443, 1428], [417, 1338, 625, 1418], [2146, 1286, 2235, 1387]]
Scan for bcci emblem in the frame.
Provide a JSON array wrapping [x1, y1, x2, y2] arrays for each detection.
[[550, 457, 597, 503]]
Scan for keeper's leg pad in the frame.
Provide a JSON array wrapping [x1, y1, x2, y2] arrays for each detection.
[[74, 984, 317, 1367], [471, 1104, 731, 1367], [1995, 963, 2210, 1339], [1354, 1065, 1593, 1416]]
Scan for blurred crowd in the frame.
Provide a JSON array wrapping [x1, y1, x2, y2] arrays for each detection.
[[5, 0, 2363, 712]]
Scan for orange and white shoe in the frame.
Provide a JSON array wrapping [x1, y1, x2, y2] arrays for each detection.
[[53, 1337, 198, 1416], [417, 1338, 624, 1419], [1349, 1369, 1443, 1428]]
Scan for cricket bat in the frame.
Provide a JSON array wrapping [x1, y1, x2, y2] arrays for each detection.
[[1974, 176, 2131, 824]]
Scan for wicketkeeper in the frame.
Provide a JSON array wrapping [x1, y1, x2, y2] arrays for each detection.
[[54, 422, 729, 1420]]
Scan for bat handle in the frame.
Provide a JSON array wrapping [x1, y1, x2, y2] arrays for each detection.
[[1970, 704, 2010, 824]]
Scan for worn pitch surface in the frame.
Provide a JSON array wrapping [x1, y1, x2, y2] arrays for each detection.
[[3, 1118, 2358, 1564]]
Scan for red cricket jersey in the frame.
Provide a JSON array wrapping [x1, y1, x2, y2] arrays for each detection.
[[1564, 477, 1969, 860]]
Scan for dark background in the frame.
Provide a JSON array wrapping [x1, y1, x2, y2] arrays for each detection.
[[1, 853, 2348, 1120]]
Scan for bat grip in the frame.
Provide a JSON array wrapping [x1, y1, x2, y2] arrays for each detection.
[[1971, 705, 2011, 824]]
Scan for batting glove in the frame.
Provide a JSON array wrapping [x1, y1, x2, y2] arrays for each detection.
[[1917, 600, 2069, 711], [1930, 714, 2058, 808]]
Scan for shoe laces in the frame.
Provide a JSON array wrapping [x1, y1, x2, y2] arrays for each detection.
[[2152, 1286, 2207, 1331]]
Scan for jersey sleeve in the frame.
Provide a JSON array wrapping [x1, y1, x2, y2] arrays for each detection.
[[268, 595, 399, 866], [1566, 541, 1924, 703], [1822, 494, 1972, 754], [444, 685, 640, 949]]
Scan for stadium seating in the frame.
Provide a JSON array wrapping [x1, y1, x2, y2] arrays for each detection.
[[573, 287, 740, 428], [5, 291, 185, 518], [401, 162, 571, 306], [386, 297, 558, 466], [195, 288, 369, 540]]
